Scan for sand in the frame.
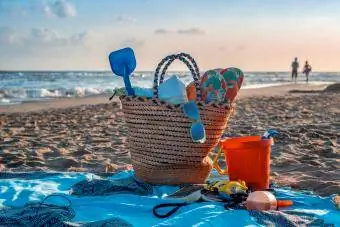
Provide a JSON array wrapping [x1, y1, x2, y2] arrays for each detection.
[[0, 83, 339, 196]]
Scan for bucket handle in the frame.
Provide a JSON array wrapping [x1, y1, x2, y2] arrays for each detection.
[[212, 145, 228, 175]]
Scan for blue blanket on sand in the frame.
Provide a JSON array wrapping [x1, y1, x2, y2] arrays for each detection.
[[0, 170, 339, 226]]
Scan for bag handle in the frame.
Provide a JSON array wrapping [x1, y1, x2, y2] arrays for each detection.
[[159, 53, 200, 84], [153, 53, 201, 101]]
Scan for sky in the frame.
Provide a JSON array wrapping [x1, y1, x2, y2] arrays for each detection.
[[1, 0, 340, 71]]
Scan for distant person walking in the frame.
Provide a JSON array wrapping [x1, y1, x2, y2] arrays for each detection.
[[303, 61, 312, 83], [291, 57, 299, 83]]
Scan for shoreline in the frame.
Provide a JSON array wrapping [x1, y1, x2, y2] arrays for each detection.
[[0, 84, 328, 113]]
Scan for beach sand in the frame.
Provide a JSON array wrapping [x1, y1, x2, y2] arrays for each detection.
[[0, 84, 339, 196]]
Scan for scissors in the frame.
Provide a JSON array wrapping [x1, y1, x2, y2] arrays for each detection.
[[152, 185, 248, 218]]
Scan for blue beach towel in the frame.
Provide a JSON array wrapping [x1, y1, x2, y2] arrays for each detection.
[[0, 171, 339, 226]]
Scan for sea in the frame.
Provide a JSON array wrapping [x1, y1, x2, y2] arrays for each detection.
[[1, 71, 339, 105]]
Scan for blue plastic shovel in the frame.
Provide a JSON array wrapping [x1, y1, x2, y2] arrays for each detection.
[[109, 47, 136, 96]]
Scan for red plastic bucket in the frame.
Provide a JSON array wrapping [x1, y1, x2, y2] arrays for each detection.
[[213, 136, 272, 190]]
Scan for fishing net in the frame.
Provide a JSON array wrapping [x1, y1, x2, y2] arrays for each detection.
[[0, 193, 133, 227], [249, 210, 332, 227], [70, 176, 153, 196], [73, 218, 133, 227], [0, 194, 75, 227]]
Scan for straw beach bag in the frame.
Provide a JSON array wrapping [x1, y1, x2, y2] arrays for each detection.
[[120, 53, 233, 184]]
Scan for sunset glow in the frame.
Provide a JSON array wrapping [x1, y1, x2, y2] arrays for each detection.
[[1, 0, 339, 71]]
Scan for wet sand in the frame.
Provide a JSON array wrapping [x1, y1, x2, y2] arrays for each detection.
[[0, 83, 339, 196]]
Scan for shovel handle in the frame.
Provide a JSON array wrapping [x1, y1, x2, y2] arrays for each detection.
[[123, 72, 135, 96]]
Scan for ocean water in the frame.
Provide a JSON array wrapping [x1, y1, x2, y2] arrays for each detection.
[[0, 71, 339, 105]]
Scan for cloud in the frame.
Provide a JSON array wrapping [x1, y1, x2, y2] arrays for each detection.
[[40, 2, 54, 17], [120, 38, 144, 48], [177, 28, 205, 35], [70, 32, 91, 44], [30, 28, 61, 44], [13, 0, 77, 18], [46, 0, 77, 18], [0, 27, 89, 47], [27, 28, 89, 46], [0, 27, 21, 45], [154, 28, 206, 35], [155, 29, 171, 34], [116, 15, 136, 23]]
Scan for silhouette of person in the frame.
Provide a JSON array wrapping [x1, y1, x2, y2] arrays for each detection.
[[291, 57, 299, 83], [303, 61, 312, 83]]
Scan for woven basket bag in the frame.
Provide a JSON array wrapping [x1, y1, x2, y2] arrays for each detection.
[[120, 53, 233, 184]]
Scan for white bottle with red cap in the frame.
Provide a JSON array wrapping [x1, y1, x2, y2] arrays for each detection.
[[246, 191, 293, 211]]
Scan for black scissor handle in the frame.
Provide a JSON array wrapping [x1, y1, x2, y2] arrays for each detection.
[[153, 202, 189, 218]]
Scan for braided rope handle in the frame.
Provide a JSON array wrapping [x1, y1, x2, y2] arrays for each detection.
[[153, 53, 201, 101], [159, 53, 200, 83]]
